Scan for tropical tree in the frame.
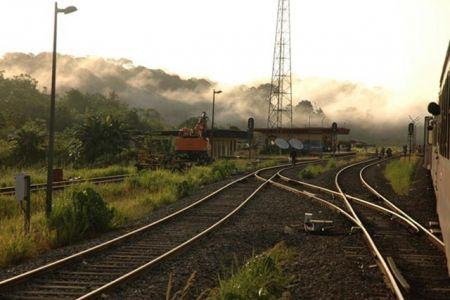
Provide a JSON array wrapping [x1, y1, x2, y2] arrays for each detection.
[[74, 115, 130, 163], [10, 121, 47, 165]]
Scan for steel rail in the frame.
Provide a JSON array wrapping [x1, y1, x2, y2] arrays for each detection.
[[0, 162, 295, 294], [276, 170, 419, 232], [0, 174, 130, 196], [255, 171, 360, 226], [359, 159, 445, 252], [335, 159, 404, 300], [77, 165, 293, 299]]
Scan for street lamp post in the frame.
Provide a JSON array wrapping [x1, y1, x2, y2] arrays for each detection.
[[210, 89, 222, 159], [45, 2, 77, 218]]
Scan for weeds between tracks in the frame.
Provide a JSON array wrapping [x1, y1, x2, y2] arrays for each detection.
[[298, 156, 362, 179], [164, 242, 295, 300], [209, 242, 295, 299]]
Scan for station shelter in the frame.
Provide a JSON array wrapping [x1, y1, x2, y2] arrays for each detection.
[[253, 127, 350, 153], [207, 129, 248, 159]]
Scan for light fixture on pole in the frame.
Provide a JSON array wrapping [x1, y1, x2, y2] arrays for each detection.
[[210, 89, 222, 159], [45, 2, 77, 218]]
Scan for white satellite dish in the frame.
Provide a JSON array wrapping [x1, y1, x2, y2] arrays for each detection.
[[289, 139, 304, 150], [275, 138, 290, 149]]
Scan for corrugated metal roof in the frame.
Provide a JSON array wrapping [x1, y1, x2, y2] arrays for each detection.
[[253, 127, 350, 135], [155, 129, 248, 139]]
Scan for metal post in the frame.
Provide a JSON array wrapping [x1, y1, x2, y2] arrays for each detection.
[[210, 89, 222, 159], [24, 175, 31, 236], [211, 90, 216, 159], [308, 114, 311, 153], [45, 2, 58, 218], [409, 134, 412, 161]]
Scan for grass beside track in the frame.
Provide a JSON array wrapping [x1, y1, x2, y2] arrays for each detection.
[[384, 157, 418, 196], [0, 159, 277, 268], [208, 242, 295, 299]]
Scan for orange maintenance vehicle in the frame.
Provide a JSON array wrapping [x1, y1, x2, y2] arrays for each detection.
[[175, 112, 210, 162]]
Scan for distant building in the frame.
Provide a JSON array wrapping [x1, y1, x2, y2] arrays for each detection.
[[207, 129, 248, 158], [253, 127, 350, 153]]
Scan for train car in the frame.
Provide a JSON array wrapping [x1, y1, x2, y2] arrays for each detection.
[[425, 41, 450, 273]]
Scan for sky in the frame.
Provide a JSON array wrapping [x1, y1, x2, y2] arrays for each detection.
[[0, 0, 449, 105]]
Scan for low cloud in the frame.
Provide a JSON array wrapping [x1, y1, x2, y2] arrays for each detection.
[[0, 52, 426, 144]]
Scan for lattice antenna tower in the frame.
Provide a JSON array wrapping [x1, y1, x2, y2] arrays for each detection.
[[267, 0, 293, 128]]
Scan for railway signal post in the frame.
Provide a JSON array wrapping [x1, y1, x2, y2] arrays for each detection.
[[408, 122, 414, 160], [248, 117, 254, 160], [332, 122, 338, 158]]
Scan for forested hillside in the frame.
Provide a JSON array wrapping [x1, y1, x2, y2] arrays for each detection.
[[0, 72, 166, 167]]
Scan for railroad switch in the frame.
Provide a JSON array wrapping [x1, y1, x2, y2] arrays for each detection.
[[350, 226, 361, 234], [304, 213, 334, 233]]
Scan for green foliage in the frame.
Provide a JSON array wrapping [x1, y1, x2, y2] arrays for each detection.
[[73, 115, 131, 163], [0, 213, 52, 267], [0, 230, 34, 266], [298, 158, 354, 179], [298, 165, 325, 179], [210, 242, 295, 300], [326, 159, 337, 169], [49, 188, 116, 245], [384, 157, 417, 195], [211, 160, 237, 180], [0, 72, 166, 167], [10, 120, 47, 165], [0, 72, 48, 132]]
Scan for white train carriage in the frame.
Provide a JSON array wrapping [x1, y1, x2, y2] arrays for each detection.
[[425, 41, 450, 273]]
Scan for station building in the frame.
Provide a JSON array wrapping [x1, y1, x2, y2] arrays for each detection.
[[253, 127, 351, 152], [207, 129, 248, 158]]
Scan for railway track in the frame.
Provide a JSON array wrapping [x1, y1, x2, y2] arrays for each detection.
[[0, 155, 356, 196], [0, 175, 130, 196], [0, 162, 315, 299], [270, 157, 450, 300]]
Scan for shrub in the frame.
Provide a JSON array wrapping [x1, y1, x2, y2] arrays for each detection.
[[49, 187, 116, 245], [298, 165, 324, 179], [326, 159, 337, 169], [211, 160, 237, 181]]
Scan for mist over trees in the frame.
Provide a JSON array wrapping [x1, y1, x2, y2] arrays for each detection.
[[0, 72, 165, 166], [0, 52, 420, 155]]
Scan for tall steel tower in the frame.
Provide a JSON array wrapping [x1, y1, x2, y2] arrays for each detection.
[[267, 0, 293, 128]]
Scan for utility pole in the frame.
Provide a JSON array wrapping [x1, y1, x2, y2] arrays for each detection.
[[267, 0, 293, 129], [45, 2, 77, 218]]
